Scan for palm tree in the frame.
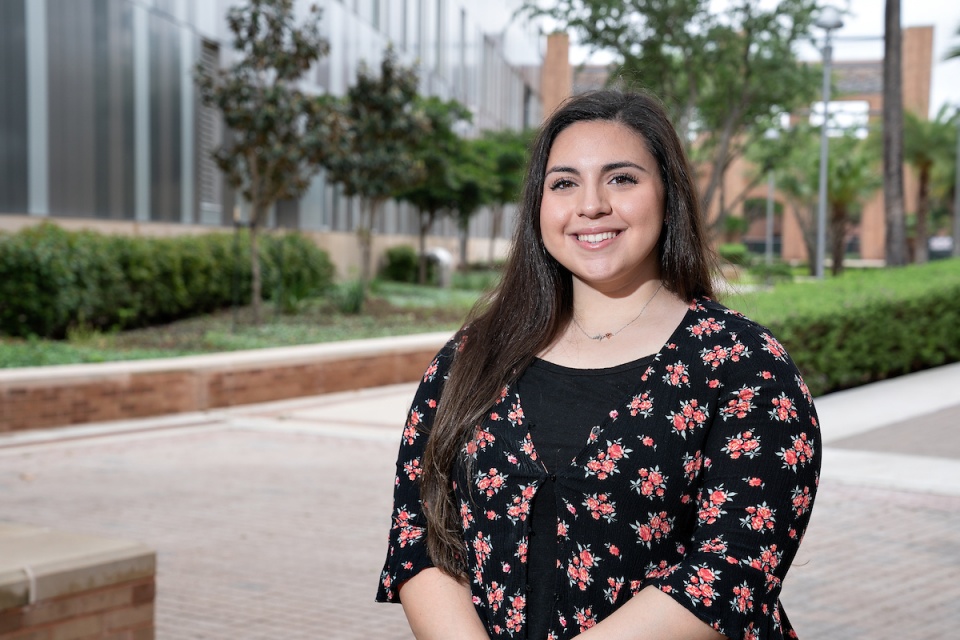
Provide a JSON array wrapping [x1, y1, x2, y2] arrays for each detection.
[[826, 135, 883, 275], [882, 0, 908, 266], [903, 106, 959, 263]]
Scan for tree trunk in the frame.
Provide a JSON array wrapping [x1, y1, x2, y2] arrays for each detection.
[[358, 197, 380, 290], [418, 209, 436, 285], [914, 164, 931, 264], [830, 204, 847, 276], [249, 207, 262, 325], [883, 0, 908, 266], [488, 204, 504, 267], [459, 222, 469, 271]]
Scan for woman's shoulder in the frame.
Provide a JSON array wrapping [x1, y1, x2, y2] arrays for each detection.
[[681, 296, 791, 354]]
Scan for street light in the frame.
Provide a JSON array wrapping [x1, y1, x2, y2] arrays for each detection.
[[814, 5, 844, 279]]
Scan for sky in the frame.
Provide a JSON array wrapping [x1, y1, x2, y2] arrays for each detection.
[[567, 0, 960, 118]]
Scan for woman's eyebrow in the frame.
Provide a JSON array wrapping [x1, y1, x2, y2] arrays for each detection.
[[545, 161, 650, 176]]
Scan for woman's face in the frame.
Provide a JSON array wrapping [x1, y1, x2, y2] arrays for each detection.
[[539, 120, 665, 296]]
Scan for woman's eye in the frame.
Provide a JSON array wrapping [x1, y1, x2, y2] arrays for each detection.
[[549, 178, 575, 191], [610, 173, 638, 186]]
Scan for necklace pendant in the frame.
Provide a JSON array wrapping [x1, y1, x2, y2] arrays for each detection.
[[593, 332, 613, 341]]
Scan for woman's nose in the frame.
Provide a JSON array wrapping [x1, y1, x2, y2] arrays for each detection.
[[577, 184, 611, 218]]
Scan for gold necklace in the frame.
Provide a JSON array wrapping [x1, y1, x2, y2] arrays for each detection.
[[571, 283, 663, 342]]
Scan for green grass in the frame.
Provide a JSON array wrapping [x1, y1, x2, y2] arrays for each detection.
[[0, 280, 485, 369]]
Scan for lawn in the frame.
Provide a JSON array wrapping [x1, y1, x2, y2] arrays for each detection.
[[0, 280, 485, 369]]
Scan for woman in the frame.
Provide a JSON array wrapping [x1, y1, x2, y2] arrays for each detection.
[[376, 89, 819, 640]]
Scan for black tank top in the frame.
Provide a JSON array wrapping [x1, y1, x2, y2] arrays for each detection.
[[516, 353, 656, 639]]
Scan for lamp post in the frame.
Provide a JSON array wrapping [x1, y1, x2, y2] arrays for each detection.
[[814, 6, 844, 279]]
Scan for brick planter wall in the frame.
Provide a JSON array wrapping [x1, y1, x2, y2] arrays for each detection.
[[0, 332, 450, 432], [0, 524, 156, 639]]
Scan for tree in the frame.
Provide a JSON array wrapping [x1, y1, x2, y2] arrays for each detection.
[[882, 0, 908, 266], [324, 47, 428, 301], [473, 129, 532, 266], [903, 106, 959, 263], [825, 135, 882, 275], [946, 23, 960, 60], [755, 124, 880, 275], [450, 139, 498, 269], [397, 97, 472, 284], [195, 0, 334, 324], [521, 0, 820, 222]]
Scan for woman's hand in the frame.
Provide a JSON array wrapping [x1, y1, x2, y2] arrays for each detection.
[[399, 567, 491, 640], [573, 586, 726, 640]]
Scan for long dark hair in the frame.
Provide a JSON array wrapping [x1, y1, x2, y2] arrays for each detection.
[[421, 89, 716, 578]]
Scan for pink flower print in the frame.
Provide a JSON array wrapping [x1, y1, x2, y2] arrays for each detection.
[[402, 409, 423, 444], [721, 430, 762, 459], [700, 345, 731, 369], [557, 520, 569, 538], [566, 544, 599, 590], [489, 411, 501, 421], [426, 398, 437, 408], [475, 427, 496, 450], [609, 409, 619, 421], [638, 434, 656, 449], [475, 468, 508, 497], [769, 393, 799, 422], [733, 582, 755, 613], [741, 502, 777, 533], [759, 370, 775, 380], [790, 485, 813, 516], [459, 500, 474, 529], [506, 485, 536, 523], [507, 401, 524, 426], [684, 564, 720, 607], [698, 485, 736, 525], [472, 532, 493, 566], [746, 476, 765, 488], [699, 537, 728, 554], [515, 538, 528, 563], [688, 317, 725, 339], [486, 581, 505, 612], [604, 577, 624, 604], [402, 458, 422, 481], [667, 399, 709, 438], [777, 432, 815, 471], [607, 543, 620, 557], [681, 451, 703, 483], [644, 560, 679, 580], [575, 606, 598, 632], [631, 466, 668, 499], [708, 378, 721, 389], [641, 365, 655, 381], [520, 433, 538, 461], [720, 386, 760, 421], [760, 332, 787, 361], [505, 593, 527, 635], [729, 340, 750, 362], [744, 544, 783, 592], [422, 358, 439, 382], [583, 493, 617, 523], [393, 506, 425, 548], [627, 392, 655, 418], [795, 374, 812, 403], [631, 511, 674, 548], [663, 361, 691, 387], [583, 439, 632, 479]]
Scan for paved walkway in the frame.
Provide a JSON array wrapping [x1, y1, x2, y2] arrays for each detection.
[[1, 362, 959, 639]]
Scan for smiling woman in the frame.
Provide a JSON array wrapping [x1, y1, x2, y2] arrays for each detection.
[[376, 90, 821, 640]]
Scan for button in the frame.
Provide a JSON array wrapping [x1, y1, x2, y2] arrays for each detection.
[[525, 584, 532, 592], [549, 474, 557, 482]]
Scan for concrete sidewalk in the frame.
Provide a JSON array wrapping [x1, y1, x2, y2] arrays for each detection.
[[1, 362, 959, 639]]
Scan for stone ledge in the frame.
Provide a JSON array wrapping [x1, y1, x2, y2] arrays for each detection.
[[0, 523, 155, 612], [0, 332, 451, 431]]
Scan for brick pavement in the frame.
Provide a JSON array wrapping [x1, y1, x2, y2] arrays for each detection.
[[2, 376, 960, 639]]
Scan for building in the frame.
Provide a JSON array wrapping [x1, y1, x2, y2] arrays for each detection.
[[0, 0, 546, 275]]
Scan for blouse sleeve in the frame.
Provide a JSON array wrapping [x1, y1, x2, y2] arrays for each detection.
[[375, 337, 459, 603], [645, 325, 821, 639]]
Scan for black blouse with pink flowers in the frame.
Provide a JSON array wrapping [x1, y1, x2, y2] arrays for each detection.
[[376, 297, 820, 640]]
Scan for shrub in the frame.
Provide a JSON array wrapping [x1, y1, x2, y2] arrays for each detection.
[[718, 242, 750, 266], [733, 259, 960, 396], [380, 245, 420, 283], [0, 223, 334, 338]]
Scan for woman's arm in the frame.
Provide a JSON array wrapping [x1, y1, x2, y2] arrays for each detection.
[[573, 586, 724, 640], [399, 568, 490, 640]]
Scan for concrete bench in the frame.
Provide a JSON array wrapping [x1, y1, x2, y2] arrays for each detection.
[[0, 523, 155, 639]]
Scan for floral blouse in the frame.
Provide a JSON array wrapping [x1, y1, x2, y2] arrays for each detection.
[[376, 298, 820, 640]]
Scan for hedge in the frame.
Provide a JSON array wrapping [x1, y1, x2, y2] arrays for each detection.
[[731, 258, 960, 397], [0, 223, 334, 338]]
